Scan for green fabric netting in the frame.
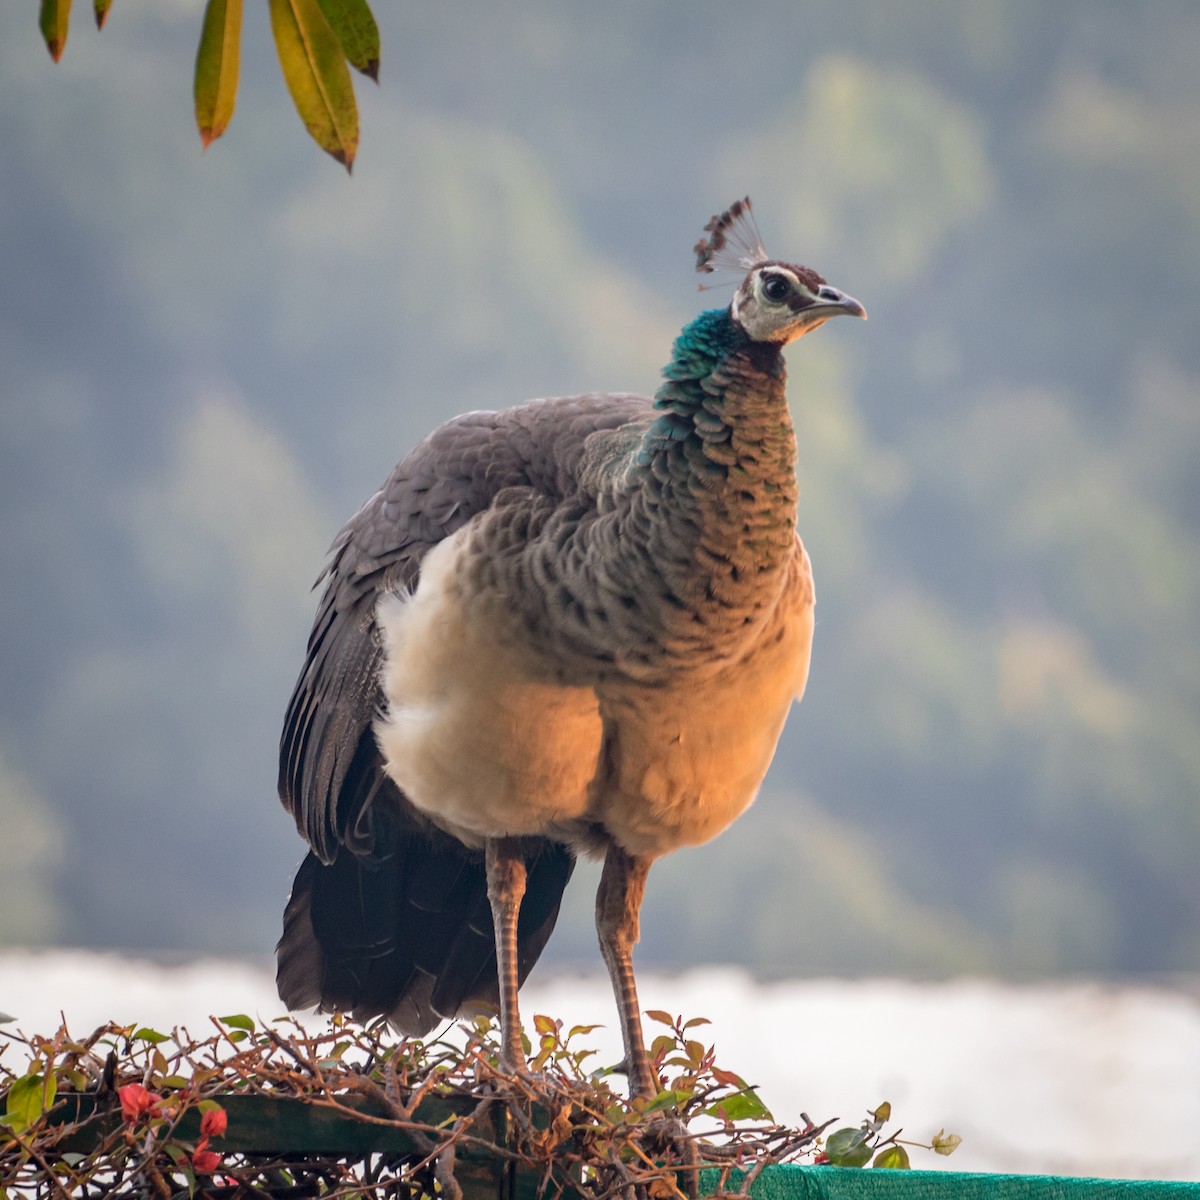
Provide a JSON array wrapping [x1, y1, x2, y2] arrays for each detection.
[[696, 1166, 1200, 1199]]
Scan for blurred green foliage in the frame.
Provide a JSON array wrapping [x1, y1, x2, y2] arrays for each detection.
[[1, 3, 1197, 977]]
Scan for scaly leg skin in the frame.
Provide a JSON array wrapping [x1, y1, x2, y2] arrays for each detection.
[[596, 844, 657, 1099], [485, 836, 529, 1075]]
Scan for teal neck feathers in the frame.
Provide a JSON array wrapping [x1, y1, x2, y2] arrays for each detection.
[[639, 308, 749, 468], [636, 306, 799, 573], [638, 304, 796, 520], [516, 305, 803, 674]]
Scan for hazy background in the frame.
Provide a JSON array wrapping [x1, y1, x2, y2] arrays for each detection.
[[1, 3, 1198, 981]]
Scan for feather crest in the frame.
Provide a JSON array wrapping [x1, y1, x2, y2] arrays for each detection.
[[694, 197, 769, 279]]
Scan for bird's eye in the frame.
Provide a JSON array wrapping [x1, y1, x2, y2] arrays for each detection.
[[760, 273, 791, 303]]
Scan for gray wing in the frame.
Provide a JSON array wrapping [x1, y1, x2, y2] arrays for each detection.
[[277, 393, 653, 864]]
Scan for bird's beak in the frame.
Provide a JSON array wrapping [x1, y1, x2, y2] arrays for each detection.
[[813, 285, 868, 321]]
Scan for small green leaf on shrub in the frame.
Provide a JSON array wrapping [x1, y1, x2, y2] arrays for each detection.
[[650, 1034, 674, 1060], [825, 1127, 872, 1168], [871, 1101, 891, 1125], [194, 0, 242, 148], [132, 1027, 169, 1044], [39, 0, 71, 61], [705, 1088, 773, 1122], [218, 1013, 255, 1032], [644, 1088, 690, 1114], [932, 1129, 963, 1156], [315, 0, 380, 80], [873, 1144, 910, 1169], [4, 1073, 52, 1133]]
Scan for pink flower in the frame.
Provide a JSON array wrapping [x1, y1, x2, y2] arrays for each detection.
[[199, 1106, 227, 1139], [118, 1084, 160, 1122]]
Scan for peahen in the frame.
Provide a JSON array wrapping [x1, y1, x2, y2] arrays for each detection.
[[276, 199, 866, 1097]]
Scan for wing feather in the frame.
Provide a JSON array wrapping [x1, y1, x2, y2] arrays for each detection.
[[275, 394, 651, 1026]]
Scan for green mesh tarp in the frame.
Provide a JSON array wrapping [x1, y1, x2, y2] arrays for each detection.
[[697, 1166, 1200, 1198]]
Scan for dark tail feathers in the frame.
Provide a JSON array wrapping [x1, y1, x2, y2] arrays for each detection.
[[276, 833, 575, 1033]]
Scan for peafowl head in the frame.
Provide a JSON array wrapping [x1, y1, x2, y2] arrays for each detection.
[[695, 197, 866, 345]]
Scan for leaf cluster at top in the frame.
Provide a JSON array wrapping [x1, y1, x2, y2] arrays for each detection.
[[37, 0, 380, 170]]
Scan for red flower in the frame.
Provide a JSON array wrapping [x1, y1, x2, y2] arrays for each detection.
[[118, 1083, 161, 1122], [199, 1106, 227, 1139], [192, 1147, 222, 1174]]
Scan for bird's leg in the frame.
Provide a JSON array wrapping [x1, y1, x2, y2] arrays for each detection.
[[596, 844, 657, 1099], [485, 836, 528, 1074]]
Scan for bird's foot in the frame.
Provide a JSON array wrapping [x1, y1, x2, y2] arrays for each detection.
[[639, 1111, 700, 1198]]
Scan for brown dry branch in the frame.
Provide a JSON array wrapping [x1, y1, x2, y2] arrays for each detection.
[[1, 1010, 835, 1200]]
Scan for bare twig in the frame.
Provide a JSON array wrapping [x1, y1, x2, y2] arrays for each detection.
[[1, 1012, 862, 1199]]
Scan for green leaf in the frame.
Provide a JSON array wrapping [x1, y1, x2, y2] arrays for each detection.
[[0, 1012, 15, 1024], [825, 1127, 872, 1168], [39, 0, 71, 62], [217, 1013, 255, 1032], [533, 1014, 558, 1036], [4, 1073, 51, 1134], [932, 1129, 963, 1156], [873, 1144, 910, 1169], [643, 1088, 690, 1114], [871, 1101, 892, 1125], [194, 0, 242, 149], [314, 0, 380, 81], [132, 1027, 169, 1044], [705, 1087, 774, 1123], [268, 0, 359, 171], [567, 1024, 602, 1040], [649, 1034, 674, 1060], [93, 0, 112, 29]]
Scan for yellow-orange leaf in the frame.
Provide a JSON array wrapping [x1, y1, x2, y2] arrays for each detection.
[[39, 0, 71, 61], [269, 0, 359, 172], [194, 0, 243, 149], [316, 0, 381, 81]]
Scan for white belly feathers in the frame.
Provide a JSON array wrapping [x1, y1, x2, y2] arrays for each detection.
[[374, 533, 605, 849], [373, 530, 814, 859]]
